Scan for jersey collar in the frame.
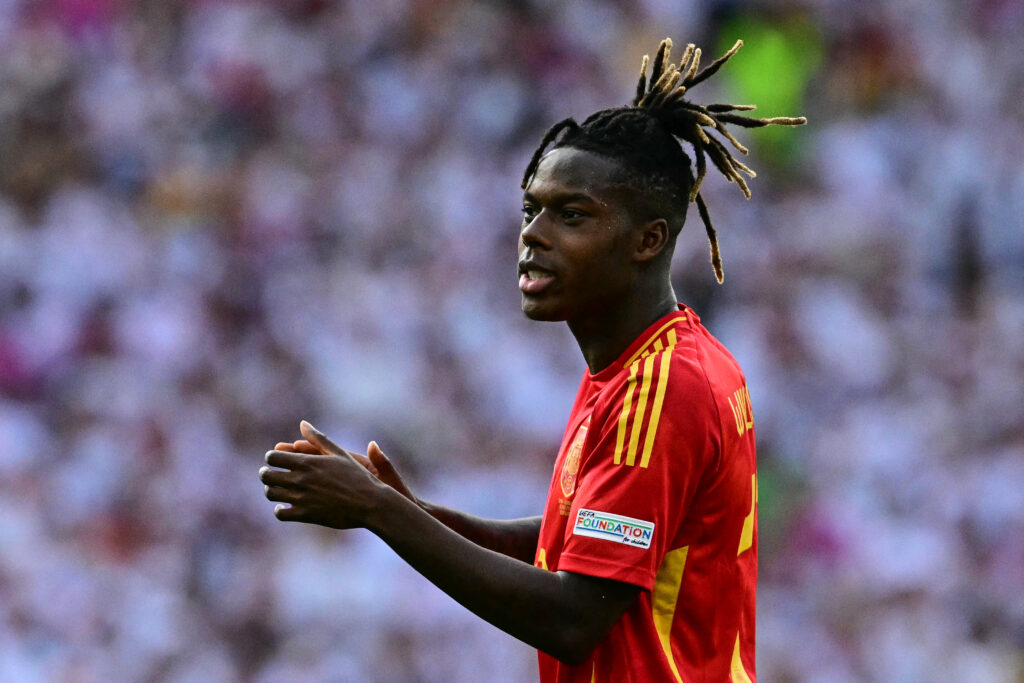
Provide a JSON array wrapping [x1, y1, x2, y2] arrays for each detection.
[[588, 304, 693, 383]]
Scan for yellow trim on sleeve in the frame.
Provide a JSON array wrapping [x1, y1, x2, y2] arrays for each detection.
[[652, 546, 689, 683], [535, 547, 548, 570]]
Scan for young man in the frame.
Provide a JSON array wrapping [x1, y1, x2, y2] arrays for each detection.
[[260, 39, 804, 681]]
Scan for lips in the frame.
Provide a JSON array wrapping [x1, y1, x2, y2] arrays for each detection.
[[518, 260, 556, 294]]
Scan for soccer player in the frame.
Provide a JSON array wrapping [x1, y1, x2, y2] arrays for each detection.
[[260, 39, 804, 681]]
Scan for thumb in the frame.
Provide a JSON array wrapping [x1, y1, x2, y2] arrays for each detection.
[[367, 441, 392, 472], [367, 440, 414, 501], [299, 420, 344, 456]]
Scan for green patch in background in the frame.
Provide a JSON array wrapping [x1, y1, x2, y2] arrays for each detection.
[[717, 14, 823, 165]]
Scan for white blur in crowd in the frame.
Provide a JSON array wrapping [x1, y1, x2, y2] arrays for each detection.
[[0, 0, 1021, 681]]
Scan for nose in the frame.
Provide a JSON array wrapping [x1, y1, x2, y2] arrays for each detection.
[[520, 210, 551, 250]]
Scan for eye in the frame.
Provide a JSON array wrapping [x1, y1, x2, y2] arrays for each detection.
[[521, 204, 539, 220], [561, 208, 586, 222]]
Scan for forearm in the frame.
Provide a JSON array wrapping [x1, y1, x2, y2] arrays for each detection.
[[418, 501, 540, 564], [261, 443, 637, 662], [368, 489, 608, 662]]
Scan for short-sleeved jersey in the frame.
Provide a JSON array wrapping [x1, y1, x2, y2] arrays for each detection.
[[535, 305, 757, 682]]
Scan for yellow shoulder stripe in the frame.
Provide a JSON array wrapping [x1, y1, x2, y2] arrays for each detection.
[[613, 361, 641, 465], [614, 329, 677, 467], [622, 317, 684, 368], [625, 353, 657, 466], [639, 329, 676, 468]]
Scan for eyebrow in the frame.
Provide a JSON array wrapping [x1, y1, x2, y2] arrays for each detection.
[[521, 190, 597, 205]]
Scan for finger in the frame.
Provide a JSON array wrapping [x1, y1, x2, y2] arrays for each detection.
[[265, 449, 308, 470], [291, 440, 324, 455], [274, 442, 297, 452], [299, 420, 345, 456], [264, 485, 300, 504], [259, 466, 297, 488], [273, 504, 304, 522]]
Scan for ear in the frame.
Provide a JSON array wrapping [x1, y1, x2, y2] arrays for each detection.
[[632, 218, 671, 263]]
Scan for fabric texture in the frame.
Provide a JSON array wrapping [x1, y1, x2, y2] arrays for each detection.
[[536, 305, 758, 682]]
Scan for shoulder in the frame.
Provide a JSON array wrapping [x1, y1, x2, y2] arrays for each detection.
[[596, 325, 714, 412], [589, 333, 719, 451]]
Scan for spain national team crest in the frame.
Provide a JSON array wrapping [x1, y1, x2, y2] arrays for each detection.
[[560, 417, 589, 498]]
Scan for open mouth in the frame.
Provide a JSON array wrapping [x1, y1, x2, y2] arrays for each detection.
[[518, 265, 556, 294]]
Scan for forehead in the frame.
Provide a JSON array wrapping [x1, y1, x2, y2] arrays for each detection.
[[526, 147, 627, 201]]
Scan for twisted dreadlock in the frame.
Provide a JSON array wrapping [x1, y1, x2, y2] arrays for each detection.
[[521, 38, 806, 283]]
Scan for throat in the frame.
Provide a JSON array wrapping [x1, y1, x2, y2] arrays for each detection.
[[570, 292, 678, 374]]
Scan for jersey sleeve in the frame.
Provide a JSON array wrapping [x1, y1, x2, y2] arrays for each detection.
[[557, 354, 721, 590]]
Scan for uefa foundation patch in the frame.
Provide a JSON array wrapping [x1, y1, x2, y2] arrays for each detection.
[[572, 509, 654, 549]]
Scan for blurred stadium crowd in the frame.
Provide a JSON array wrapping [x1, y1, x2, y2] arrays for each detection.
[[1, 0, 1022, 681]]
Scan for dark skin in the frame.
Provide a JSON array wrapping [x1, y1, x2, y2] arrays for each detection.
[[518, 147, 679, 372], [260, 147, 680, 664]]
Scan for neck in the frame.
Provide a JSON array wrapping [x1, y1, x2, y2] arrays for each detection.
[[568, 280, 678, 374]]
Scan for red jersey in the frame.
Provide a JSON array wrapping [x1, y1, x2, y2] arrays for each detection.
[[536, 305, 757, 682]]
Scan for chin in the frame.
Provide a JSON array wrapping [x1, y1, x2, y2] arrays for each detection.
[[521, 298, 568, 322]]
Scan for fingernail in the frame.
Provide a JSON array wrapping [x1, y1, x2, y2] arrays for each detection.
[[301, 419, 321, 434]]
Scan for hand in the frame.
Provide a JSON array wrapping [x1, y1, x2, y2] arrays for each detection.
[[275, 421, 419, 505], [260, 421, 390, 529]]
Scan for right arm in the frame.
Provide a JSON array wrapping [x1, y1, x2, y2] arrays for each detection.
[[276, 429, 541, 564], [261, 436, 640, 664]]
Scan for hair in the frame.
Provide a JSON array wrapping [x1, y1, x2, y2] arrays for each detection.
[[521, 38, 806, 283]]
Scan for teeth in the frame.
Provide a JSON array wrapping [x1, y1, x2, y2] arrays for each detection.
[[526, 269, 548, 280]]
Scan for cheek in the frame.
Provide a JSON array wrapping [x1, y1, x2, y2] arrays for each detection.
[[573, 250, 628, 295]]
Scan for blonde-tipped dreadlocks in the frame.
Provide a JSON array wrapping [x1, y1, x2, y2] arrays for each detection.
[[521, 38, 806, 283]]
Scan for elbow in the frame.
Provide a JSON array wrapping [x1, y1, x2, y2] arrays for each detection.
[[545, 622, 602, 666], [554, 647, 593, 667]]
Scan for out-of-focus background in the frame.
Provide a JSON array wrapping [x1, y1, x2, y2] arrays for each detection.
[[0, 0, 1021, 680]]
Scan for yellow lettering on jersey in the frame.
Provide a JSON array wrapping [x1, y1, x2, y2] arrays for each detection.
[[728, 393, 742, 436], [727, 384, 754, 437], [743, 385, 754, 429], [614, 362, 641, 465], [737, 473, 756, 556], [535, 547, 548, 571], [625, 353, 657, 466], [731, 633, 752, 683], [639, 330, 677, 468], [652, 545, 688, 683]]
